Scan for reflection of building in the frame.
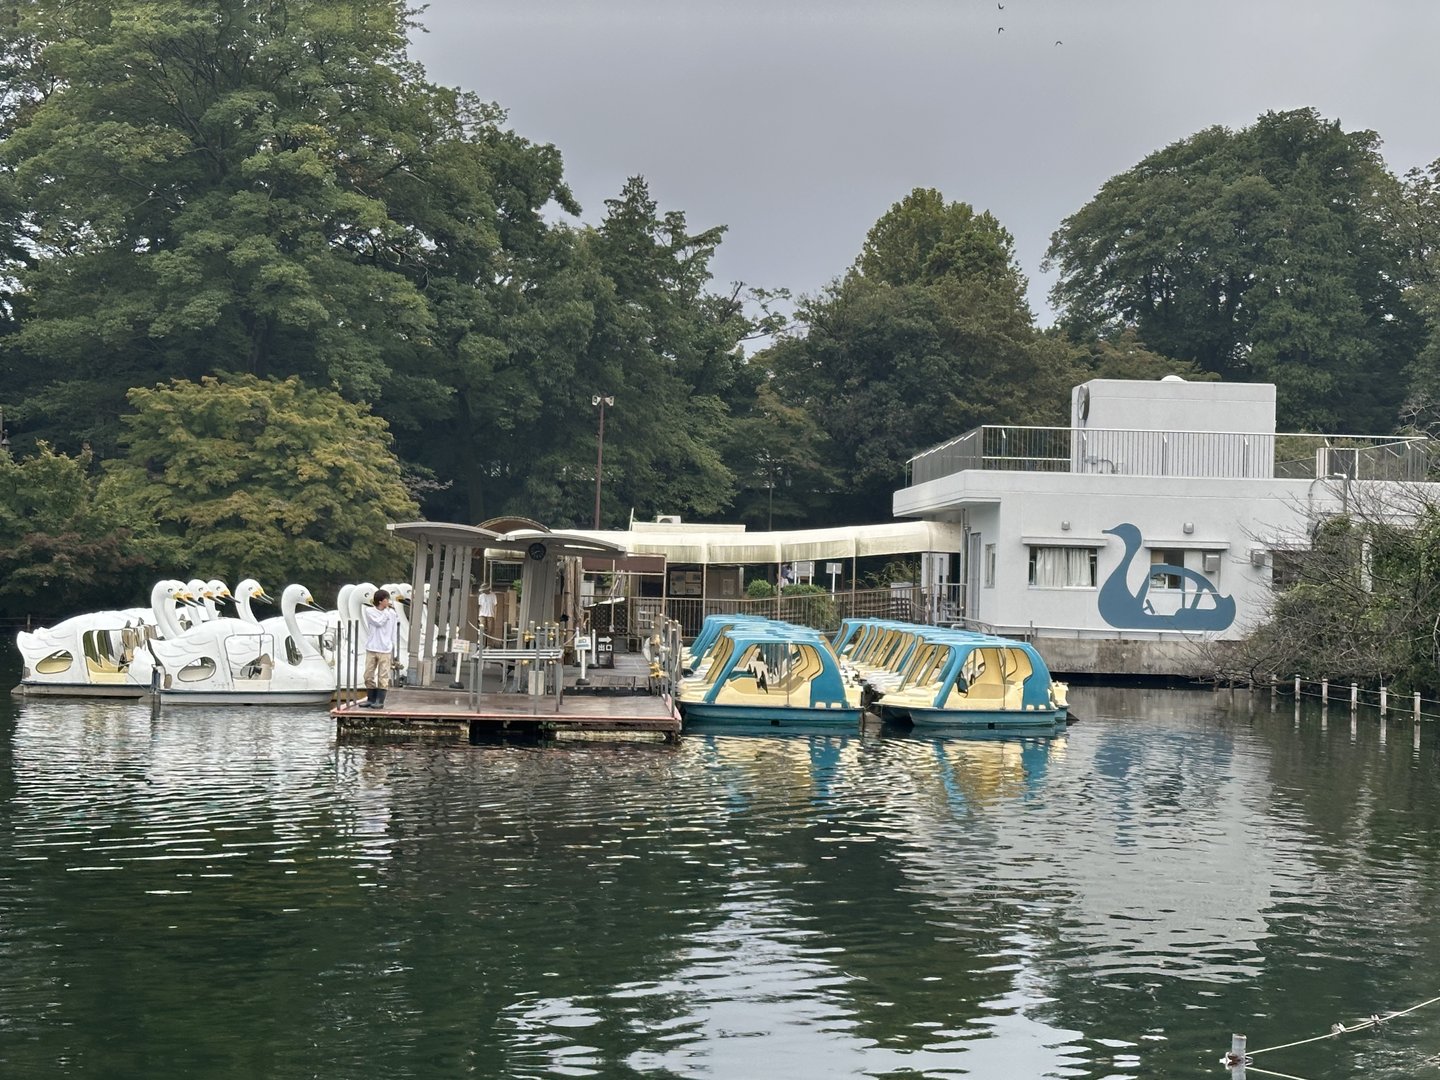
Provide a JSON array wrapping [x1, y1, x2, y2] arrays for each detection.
[[894, 377, 1440, 674]]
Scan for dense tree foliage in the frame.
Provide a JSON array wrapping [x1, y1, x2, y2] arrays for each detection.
[[0, 0, 761, 534], [722, 380, 838, 531], [759, 188, 1082, 522], [2, 0, 459, 451], [1214, 497, 1440, 697], [465, 178, 752, 528], [0, 446, 171, 621], [1046, 109, 1422, 432], [101, 375, 416, 594]]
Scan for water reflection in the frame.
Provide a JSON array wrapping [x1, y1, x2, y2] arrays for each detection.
[[4, 672, 1440, 1077]]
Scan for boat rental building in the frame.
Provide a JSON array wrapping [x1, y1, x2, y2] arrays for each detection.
[[893, 376, 1440, 675]]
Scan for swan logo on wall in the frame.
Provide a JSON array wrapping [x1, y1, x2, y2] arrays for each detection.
[[1098, 523, 1236, 631]]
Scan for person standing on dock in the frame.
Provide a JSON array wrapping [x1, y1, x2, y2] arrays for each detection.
[[359, 589, 401, 708], [477, 583, 497, 643]]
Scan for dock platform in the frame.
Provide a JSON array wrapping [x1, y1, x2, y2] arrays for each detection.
[[334, 653, 681, 741]]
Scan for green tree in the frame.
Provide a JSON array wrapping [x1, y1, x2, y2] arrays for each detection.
[[377, 113, 589, 523], [1046, 108, 1421, 432], [1066, 328, 1216, 382], [0, 445, 173, 620], [779, 582, 838, 632], [722, 380, 838, 530], [475, 177, 751, 527], [0, 0, 497, 453], [763, 188, 1080, 523], [1212, 490, 1440, 696], [101, 375, 416, 593], [1397, 160, 1440, 434]]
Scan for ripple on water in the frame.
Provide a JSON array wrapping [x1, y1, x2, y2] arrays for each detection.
[[4, 689, 1440, 1078]]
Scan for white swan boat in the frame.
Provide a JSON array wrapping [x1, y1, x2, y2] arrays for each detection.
[[149, 583, 336, 705], [13, 579, 192, 697]]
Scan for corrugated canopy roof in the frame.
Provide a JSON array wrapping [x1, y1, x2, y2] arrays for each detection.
[[390, 520, 964, 565], [565, 520, 966, 565]]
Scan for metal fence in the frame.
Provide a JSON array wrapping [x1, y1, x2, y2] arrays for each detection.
[[907, 426, 1437, 486], [590, 586, 962, 641]]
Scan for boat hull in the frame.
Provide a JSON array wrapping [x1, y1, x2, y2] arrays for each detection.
[[158, 689, 334, 707], [11, 681, 148, 699], [681, 702, 864, 725], [906, 706, 1068, 729]]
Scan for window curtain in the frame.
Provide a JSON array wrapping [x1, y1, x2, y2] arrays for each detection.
[[1032, 547, 1094, 587]]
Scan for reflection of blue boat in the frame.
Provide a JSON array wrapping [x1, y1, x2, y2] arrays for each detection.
[[678, 624, 863, 726], [874, 633, 1068, 728]]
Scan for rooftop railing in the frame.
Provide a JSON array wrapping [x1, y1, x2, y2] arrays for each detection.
[[906, 426, 1438, 486]]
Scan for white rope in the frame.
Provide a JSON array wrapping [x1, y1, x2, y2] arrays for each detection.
[[1248, 991, 1440, 1058]]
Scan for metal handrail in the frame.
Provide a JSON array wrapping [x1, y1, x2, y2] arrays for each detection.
[[906, 425, 1436, 485]]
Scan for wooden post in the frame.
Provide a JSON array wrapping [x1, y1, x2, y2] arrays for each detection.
[[1351, 683, 1358, 714], [1381, 685, 1388, 716], [1294, 674, 1301, 698], [1321, 678, 1329, 704], [1415, 691, 1422, 722]]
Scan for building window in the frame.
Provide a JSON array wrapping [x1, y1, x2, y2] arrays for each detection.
[[1271, 550, 1304, 591], [1149, 548, 1187, 590], [1028, 546, 1097, 588], [984, 544, 996, 588]]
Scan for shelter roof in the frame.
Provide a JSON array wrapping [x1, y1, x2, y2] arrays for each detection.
[[564, 520, 966, 565], [388, 522, 502, 546], [388, 520, 629, 560], [483, 529, 628, 560]]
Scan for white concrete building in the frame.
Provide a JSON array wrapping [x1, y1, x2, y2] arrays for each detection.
[[893, 376, 1439, 674]]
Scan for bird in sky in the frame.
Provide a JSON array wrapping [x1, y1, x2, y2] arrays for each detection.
[[1055, 39, 1063, 45], [997, 26, 1004, 33], [997, 2, 1004, 8]]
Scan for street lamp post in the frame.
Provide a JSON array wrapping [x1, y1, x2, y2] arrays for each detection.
[[592, 395, 614, 528]]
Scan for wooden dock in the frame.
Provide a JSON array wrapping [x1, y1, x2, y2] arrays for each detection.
[[334, 653, 681, 741]]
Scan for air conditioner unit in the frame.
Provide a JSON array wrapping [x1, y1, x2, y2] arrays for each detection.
[[655, 514, 682, 525], [1203, 553, 1222, 573], [1249, 548, 1268, 568]]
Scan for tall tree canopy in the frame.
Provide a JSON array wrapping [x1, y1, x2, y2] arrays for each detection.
[[102, 375, 416, 594], [0, 0, 763, 531], [759, 188, 1080, 523], [1045, 108, 1421, 433], [0, 0, 549, 458]]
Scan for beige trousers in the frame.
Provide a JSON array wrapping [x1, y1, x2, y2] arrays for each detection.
[[364, 651, 391, 690]]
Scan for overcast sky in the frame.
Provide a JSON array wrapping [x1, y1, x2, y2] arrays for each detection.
[[407, 0, 1440, 324]]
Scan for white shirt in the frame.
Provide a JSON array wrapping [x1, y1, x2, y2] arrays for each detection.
[[477, 590, 497, 618], [362, 604, 400, 653]]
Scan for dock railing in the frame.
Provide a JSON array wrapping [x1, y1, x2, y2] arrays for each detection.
[[653, 585, 961, 639], [906, 426, 1437, 486]]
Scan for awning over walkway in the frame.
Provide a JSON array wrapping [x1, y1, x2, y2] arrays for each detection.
[[564, 520, 966, 566]]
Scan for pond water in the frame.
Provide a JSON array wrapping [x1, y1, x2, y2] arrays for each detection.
[[3, 649, 1440, 1079]]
